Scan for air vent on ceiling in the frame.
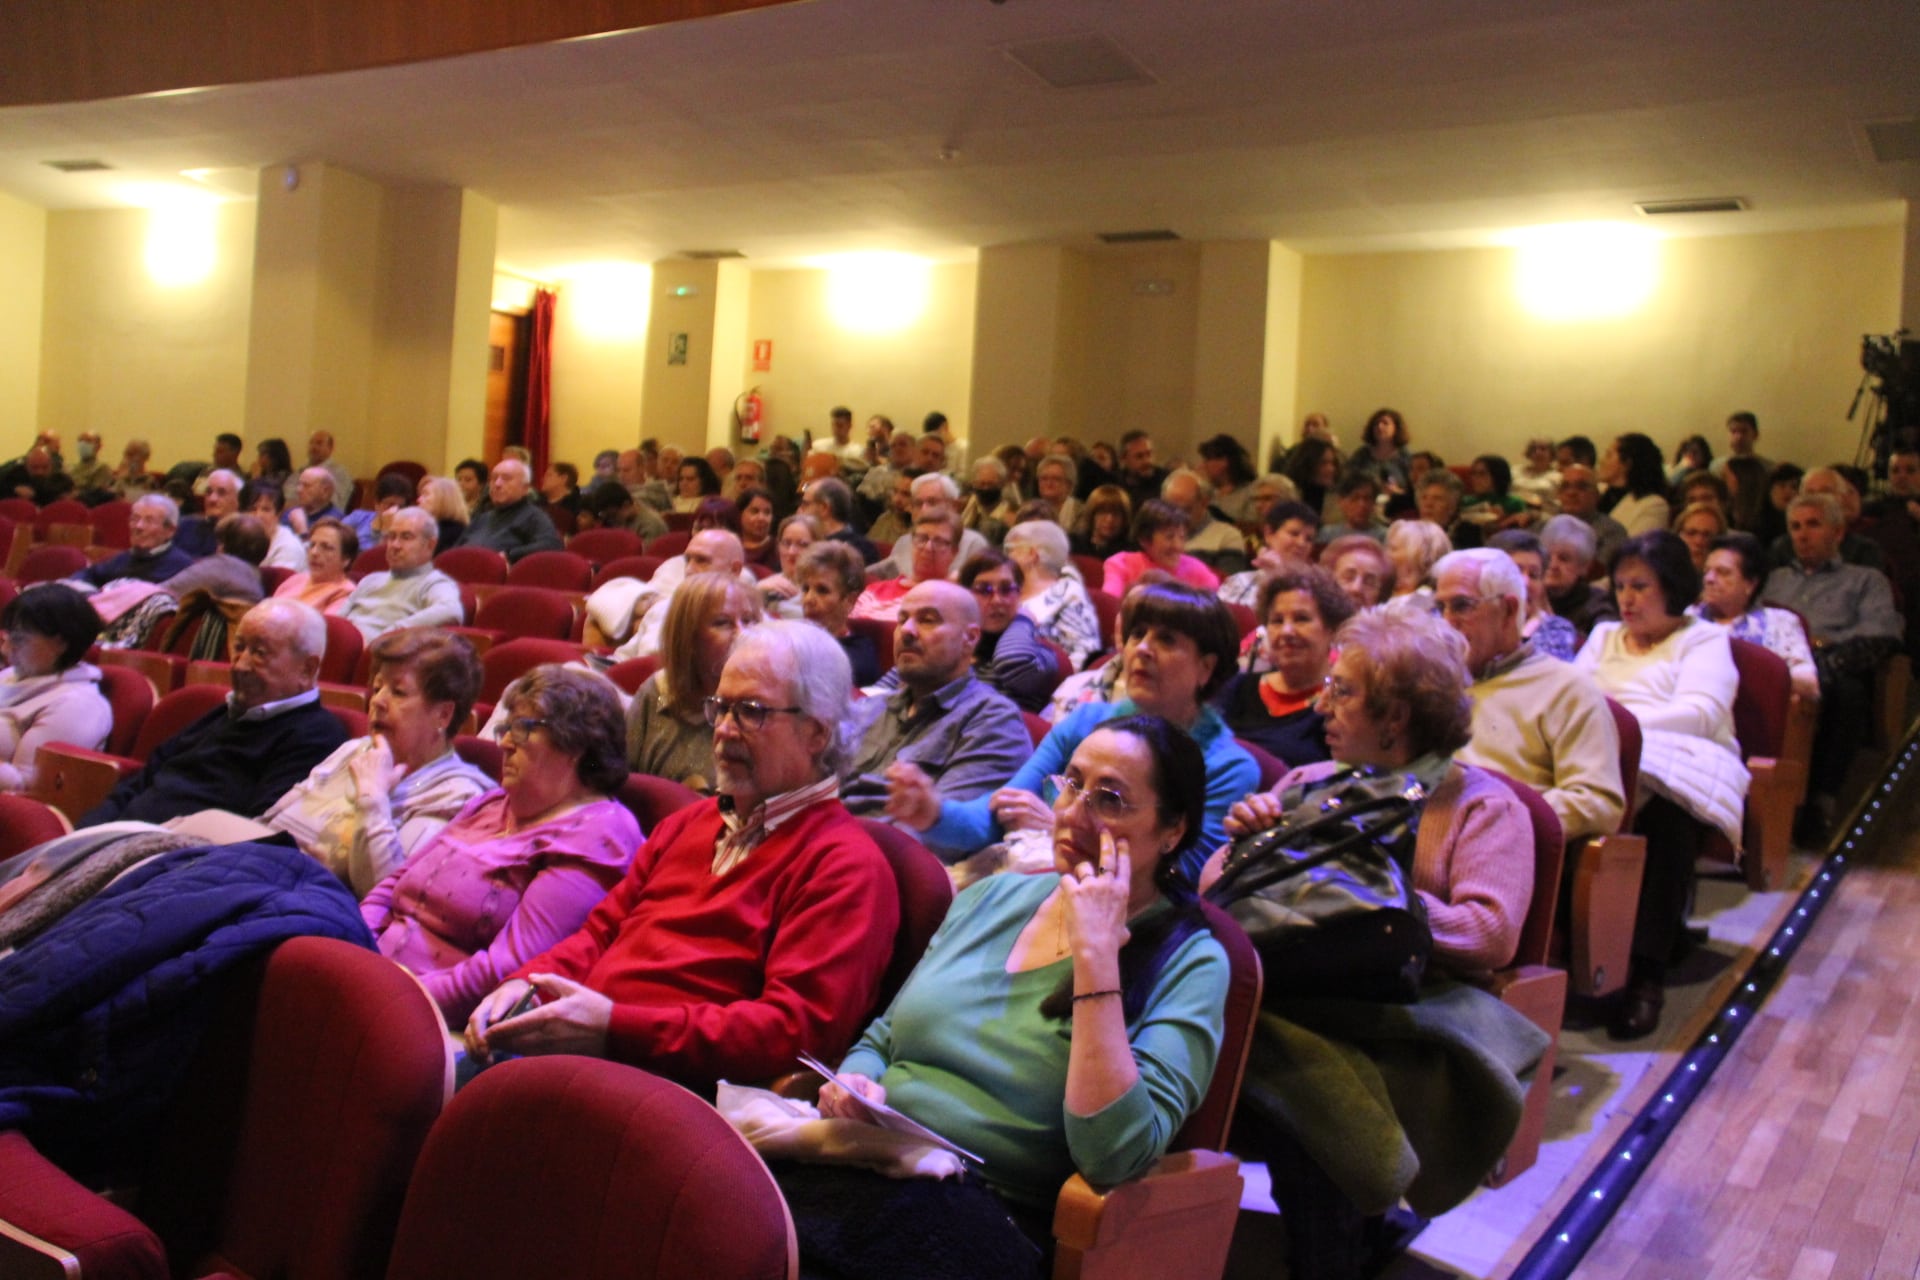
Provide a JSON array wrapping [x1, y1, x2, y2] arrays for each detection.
[[1099, 229, 1180, 244], [679, 249, 746, 260], [1864, 118, 1920, 165], [1004, 34, 1154, 90], [1634, 197, 1748, 216], [42, 159, 113, 173]]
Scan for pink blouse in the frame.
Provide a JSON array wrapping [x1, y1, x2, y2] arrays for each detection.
[[274, 572, 356, 614], [360, 791, 640, 1025], [1101, 551, 1221, 600]]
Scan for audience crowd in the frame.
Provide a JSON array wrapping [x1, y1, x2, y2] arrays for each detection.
[[0, 405, 1908, 1280]]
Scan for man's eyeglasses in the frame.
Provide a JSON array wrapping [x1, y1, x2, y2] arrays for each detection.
[[969, 581, 1020, 599], [1431, 595, 1494, 618], [703, 696, 806, 731], [501, 717, 550, 744], [910, 533, 956, 550], [1044, 774, 1139, 823]]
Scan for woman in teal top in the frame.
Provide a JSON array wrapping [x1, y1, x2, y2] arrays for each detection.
[[887, 579, 1259, 884], [774, 715, 1230, 1279]]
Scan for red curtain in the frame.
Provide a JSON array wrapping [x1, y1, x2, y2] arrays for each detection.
[[522, 288, 556, 478]]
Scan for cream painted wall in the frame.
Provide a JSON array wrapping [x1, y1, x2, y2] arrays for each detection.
[[547, 265, 652, 468], [641, 259, 723, 449], [1191, 240, 1270, 452], [1296, 224, 1904, 469], [1260, 242, 1304, 472], [40, 203, 255, 466], [0, 191, 46, 445], [745, 261, 977, 454], [971, 245, 1064, 457]]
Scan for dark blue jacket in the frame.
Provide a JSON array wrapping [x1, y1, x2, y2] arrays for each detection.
[[72, 543, 196, 590]]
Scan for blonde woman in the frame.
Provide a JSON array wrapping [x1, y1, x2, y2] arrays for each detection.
[[418, 475, 472, 555], [624, 573, 763, 791], [1385, 519, 1452, 603]]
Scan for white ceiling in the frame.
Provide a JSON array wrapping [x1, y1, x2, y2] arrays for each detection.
[[0, 0, 1914, 276]]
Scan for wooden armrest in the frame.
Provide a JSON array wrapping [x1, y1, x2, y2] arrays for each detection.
[[29, 744, 139, 824], [1052, 1150, 1242, 1280], [1568, 831, 1644, 999], [1481, 966, 1567, 1189], [0, 1131, 166, 1280], [317, 683, 369, 712], [1743, 755, 1795, 890], [445, 626, 502, 657], [96, 649, 185, 695], [1483, 964, 1568, 1038], [1874, 653, 1911, 751]]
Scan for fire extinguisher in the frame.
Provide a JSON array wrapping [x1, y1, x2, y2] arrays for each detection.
[[734, 388, 764, 443]]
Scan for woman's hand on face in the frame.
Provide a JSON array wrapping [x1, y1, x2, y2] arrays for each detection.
[[762, 575, 799, 601], [348, 734, 406, 804], [463, 978, 534, 1063], [1223, 790, 1285, 839], [991, 787, 1055, 833], [817, 1072, 886, 1119], [1059, 829, 1133, 964], [477, 974, 612, 1059], [883, 763, 941, 830]]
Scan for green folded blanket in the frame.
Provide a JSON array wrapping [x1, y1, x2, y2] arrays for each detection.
[[1239, 980, 1550, 1215]]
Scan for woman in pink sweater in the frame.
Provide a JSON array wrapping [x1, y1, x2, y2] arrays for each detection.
[[1101, 500, 1221, 600], [360, 665, 639, 1025]]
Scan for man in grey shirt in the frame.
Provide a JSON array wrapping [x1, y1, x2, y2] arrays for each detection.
[[1556, 465, 1628, 569], [840, 580, 1029, 817], [337, 507, 464, 641]]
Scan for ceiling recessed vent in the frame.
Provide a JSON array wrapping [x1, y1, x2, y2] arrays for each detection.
[[43, 159, 112, 173], [1863, 118, 1920, 164], [679, 249, 746, 260], [1634, 197, 1748, 216], [1004, 35, 1154, 90], [1099, 229, 1180, 244]]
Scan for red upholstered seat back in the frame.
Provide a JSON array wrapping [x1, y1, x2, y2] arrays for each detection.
[[605, 655, 661, 695], [90, 500, 133, 549], [1236, 737, 1287, 792], [385, 1056, 795, 1280], [350, 544, 388, 580], [320, 612, 365, 686], [97, 662, 156, 757], [131, 684, 230, 759], [432, 546, 509, 585], [1605, 697, 1642, 828], [567, 527, 645, 566], [1170, 902, 1262, 1153], [16, 544, 88, 585], [1480, 767, 1568, 969], [0, 795, 67, 862], [0, 498, 37, 524], [506, 550, 594, 591], [846, 614, 894, 675], [480, 636, 590, 704], [376, 460, 428, 491], [617, 771, 702, 836], [856, 818, 955, 1012], [33, 500, 90, 536], [454, 733, 503, 782], [592, 554, 662, 589], [1022, 710, 1051, 747], [1726, 636, 1789, 760], [646, 530, 692, 559], [473, 586, 578, 641], [135, 937, 449, 1280]]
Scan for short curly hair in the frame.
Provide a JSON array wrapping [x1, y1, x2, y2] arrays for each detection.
[[367, 628, 483, 740], [1333, 607, 1473, 758], [1256, 565, 1355, 635], [502, 665, 631, 795]]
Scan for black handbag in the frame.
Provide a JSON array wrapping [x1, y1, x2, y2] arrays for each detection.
[[1205, 766, 1433, 1003]]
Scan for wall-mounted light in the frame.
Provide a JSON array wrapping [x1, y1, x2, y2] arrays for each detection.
[[816, 253, 933, 333], [1505, 222, 1660, 322], [116, 183, 222, 287], [554, 262, 652, 341]]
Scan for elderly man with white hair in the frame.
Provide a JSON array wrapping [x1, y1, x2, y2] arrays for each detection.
[[286, 465, 345, 537], [458, 458, 564, 562], [79, 598, 349, 827], [70, 494, 196, 589], [337, 507, 464, 642], [1433, 548, 1625, 844], [958, 456, 1014, 545], [871, 472, 992, 582], [1162, 467, 1249, 576], [175, 468, 246, 558], [1765, 467, 1885, 572], [461, 620, 898, 1090], [1539, 514, 1618, 633]]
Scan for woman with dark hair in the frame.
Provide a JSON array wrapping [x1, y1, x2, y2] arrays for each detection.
[[1722, 455, 1774, 539], [1284, 437, 1340, 521], [1688, 531, 1818, 700], [1354, 408, 1411, 495], [253, 438, 294, 493], [774, 715, 1228, 1280], [360, 665, 641, 1026], [736, 484, 780, 570], [1462, 453, 1527, 528], [0, 584, 110, 792], [1198, 432, 1260, 525], [243, 479, 306, 572], [758, 513, 822, 620], [626, 574, 762, 790], [1599, 433, 1672, 536], [1219, 499, 1320, 609], [888, 581, 1259, 876], [958, 550, 1057, 713], [274, 517, 357, 613], [1070, 484, 1134, 561], [455, 459, 490, 516], [1101, 499, 1220, 597], [1214, 567, 1352, 766], [691, 495, 741, 535], [674, 456, 723, 513], [796, 541, 879, 685], [1667, 434, 1714, 488], [1574, 530, 1746, 1038], [1673, 469, 1729, 519]]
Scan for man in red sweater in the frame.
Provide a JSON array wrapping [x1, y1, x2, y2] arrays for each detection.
[[463, 621, 899, 1089]]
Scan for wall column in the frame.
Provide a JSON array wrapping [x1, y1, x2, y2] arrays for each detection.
[[1260, 241, 1305, 473], [244, 162, 496, 480], [969, 244, 1070, 457]]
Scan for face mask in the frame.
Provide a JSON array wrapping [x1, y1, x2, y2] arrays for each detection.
[[973, 486, 1000, 504], [77, 441, 96, 461]]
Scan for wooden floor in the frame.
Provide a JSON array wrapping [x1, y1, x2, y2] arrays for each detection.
[[1575, 787, 1920, 1280]]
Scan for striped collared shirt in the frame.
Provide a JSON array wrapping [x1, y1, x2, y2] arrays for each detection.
[[712, 773, 841, 876]]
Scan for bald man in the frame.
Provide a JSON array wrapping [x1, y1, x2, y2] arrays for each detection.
[[284, 431, 354, 514], [600, 529, 758, 660], [839, 579, 1029, 817], [80, 599, 348, 827], [458, 459, 564, 562]]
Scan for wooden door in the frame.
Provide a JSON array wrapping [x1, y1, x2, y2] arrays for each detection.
[[484, 311, 530, 463]]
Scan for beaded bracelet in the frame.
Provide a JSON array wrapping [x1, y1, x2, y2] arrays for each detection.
[[1072, 989, 1122, 1004]]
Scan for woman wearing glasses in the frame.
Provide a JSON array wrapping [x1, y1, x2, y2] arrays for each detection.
[[775, 716, 1229, 1279], [625, 573, 762, 790], [360, 665, 640, 1026], [957, 550, 1058, 713], [888, 581, 1257, 883]]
